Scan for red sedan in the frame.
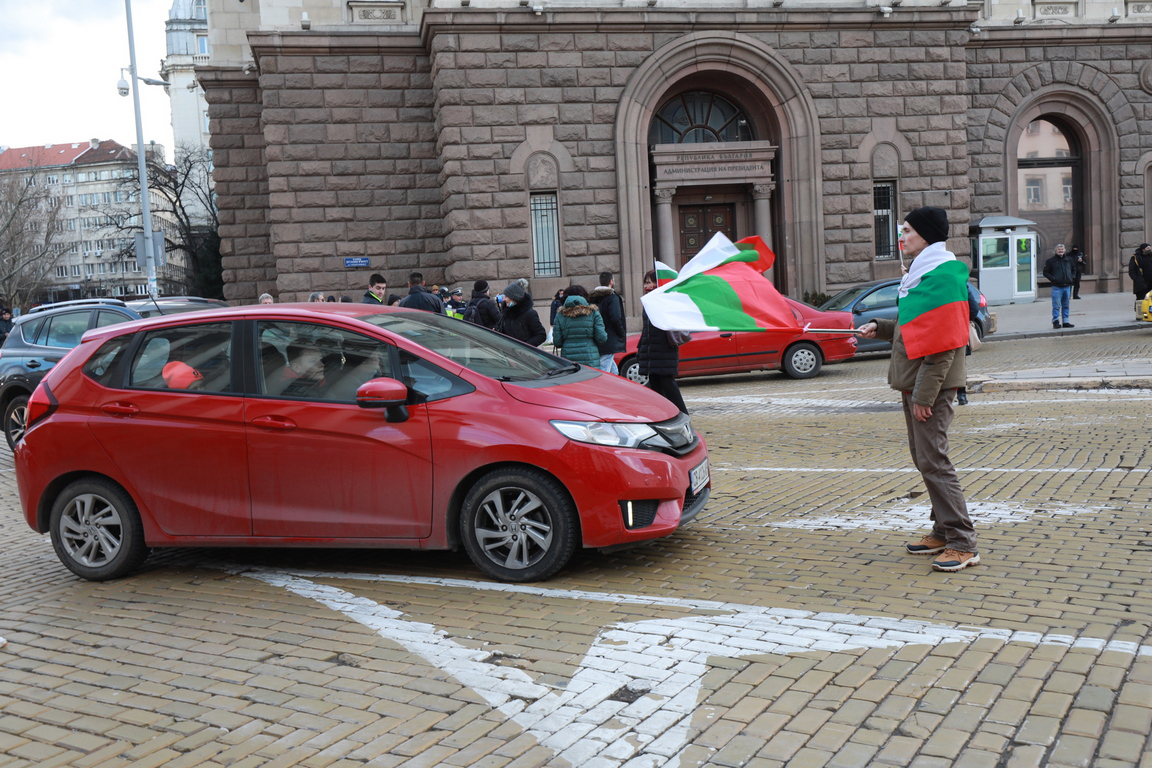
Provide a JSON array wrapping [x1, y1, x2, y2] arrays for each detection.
[[15, 305, 709, 583], [615, 297, 857, 382]]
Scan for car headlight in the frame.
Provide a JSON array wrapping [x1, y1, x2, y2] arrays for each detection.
[[551, 420, 658, 448]]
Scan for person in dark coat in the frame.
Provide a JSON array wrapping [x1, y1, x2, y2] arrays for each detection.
[[553, 294, 607, 368], [956, 281, 981, 406], [361, 273, 399, 306], [637, 270, 687, 413], [1042, 244, 1076, 329], [1128, 244, 1152, 317], [464, 280, 501, 328], [1069, 246, 1087, 299], [495, 282, 546, 346], [549, 289, 566, 327], [0, 309, 12, 346], [397, 271, 444, 314], [589, 271, 626, 374]]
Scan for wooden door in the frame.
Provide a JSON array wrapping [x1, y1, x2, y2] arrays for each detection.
[[679, 205, 736, 265]]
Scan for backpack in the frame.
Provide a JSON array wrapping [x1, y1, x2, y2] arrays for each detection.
[[461, 300, 481, 325]]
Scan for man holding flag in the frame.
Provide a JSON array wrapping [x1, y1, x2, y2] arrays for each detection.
[[859, 207, 979, 573]]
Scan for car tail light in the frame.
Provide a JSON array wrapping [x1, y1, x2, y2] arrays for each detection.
[[25, 381, 58, 433], [979, 293, 987, 308]]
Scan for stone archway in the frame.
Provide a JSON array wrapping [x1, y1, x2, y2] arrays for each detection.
[[977, 63, 1128, 293], [614, 31, 823, 315]]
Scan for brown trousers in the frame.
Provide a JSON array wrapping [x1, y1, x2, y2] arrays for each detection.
[[901, 389, 977, 552]]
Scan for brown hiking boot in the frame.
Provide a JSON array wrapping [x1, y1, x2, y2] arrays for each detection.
[[906, 535, 946, 555], [932, 549, 980, 572]]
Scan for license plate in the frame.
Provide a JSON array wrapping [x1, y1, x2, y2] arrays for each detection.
[[690, 458, 709, 494]]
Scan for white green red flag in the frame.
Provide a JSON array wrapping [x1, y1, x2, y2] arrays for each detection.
[[641, 233, 800, 333], [655, 261, 678, 287], [896, 242, 971, 358]]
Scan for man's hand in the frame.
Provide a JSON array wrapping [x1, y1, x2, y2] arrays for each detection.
[[912, 402, 933, 422], [858, 322, 877, 339]]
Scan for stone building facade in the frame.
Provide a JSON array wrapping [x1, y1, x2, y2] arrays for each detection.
[[197, 0, 1152, 316]]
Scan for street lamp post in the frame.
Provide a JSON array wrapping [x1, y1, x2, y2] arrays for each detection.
[[122, 0, 160, 299]]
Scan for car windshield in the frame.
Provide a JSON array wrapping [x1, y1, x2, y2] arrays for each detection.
[[362, 311, 567, 381], [820, 285, 878, 312]]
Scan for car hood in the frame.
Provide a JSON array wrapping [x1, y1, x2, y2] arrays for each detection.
[[501, 370, 681, 422]]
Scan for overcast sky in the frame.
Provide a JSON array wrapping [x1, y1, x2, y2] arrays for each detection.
[[0, 0, 176, 156]]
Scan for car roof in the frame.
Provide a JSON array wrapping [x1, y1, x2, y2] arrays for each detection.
[[76, 302, 411, 343], [16, 301, 140, 325]]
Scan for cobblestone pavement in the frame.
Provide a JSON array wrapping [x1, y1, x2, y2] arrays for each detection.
[[2, 330, 1152, 768]]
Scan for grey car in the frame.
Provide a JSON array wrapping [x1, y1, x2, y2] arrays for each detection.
[[819, 278, 996, 353]]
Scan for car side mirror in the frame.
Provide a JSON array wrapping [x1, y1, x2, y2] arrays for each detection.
[[356, 377, 409, 423]]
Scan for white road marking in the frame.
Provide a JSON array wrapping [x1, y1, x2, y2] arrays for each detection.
[[230, 567, 1152, 768], [768, 501, 1105, 530]]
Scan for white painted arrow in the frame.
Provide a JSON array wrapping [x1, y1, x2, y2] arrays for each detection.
[[234, 568, 1151, 768]]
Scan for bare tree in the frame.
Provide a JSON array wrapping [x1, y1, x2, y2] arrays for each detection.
[[0, 169, 65, 308], [96, 144, 223, 299]]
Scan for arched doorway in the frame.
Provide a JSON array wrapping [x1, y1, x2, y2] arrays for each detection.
[[615, 32, 823, 316], [646, 90, 777, 281], [1016, 118, 1083, 260]]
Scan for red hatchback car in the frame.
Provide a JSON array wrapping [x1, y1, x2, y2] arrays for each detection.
[[615, 297, 857, 382], [15, 305, 709, 583]]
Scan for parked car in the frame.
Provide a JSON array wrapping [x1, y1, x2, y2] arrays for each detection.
[[819, 278, 996, 353], [0, 299, 144, 449], [15, 304, 710, 583], [615, 297, 857, 383], [125, 296, 229, 318]]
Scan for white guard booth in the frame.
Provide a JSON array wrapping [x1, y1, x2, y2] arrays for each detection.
[[972, 216, 1037, 305]]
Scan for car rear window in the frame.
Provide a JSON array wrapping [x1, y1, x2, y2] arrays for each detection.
[[20, 318, 47, 345], [96, 310, 132, 328], [83, 336, 135, 387]]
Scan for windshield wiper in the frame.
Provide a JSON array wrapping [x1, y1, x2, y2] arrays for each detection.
[[538, 363, 580, 379]]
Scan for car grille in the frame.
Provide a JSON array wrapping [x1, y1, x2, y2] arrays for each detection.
[[643, 412, 697, 456]]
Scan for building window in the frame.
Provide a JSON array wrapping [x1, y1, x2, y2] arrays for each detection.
[[530, 193, 561, 277], [55, 266, 67, 278], [204, 113, 211, 134], [649, 91, 755, 144], [193, 0, 207, 19], [196, 35, 209, 55], [136, 284, 147, 294], [85, 264, 94, 276], [71, 264, 81, 277], [1063, 175, 1073, 204], [1025, 178, 1043, 205], [873, 182, 898, 260], [46, 175, 59, 185]]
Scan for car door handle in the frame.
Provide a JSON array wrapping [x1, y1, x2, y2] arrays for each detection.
[[719, 333, 734, 338], [26, 360, 41, 369], [250, 415, 297, 431], [101, 403, 140, 416]]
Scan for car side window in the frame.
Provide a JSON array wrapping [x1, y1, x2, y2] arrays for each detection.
[[398, 350, 472, 403], [257, 321, 393, 402], [858, 284, 899, 312], [128, 322, 234, 393], [96, 310, 131, 328], [42, 312, 92, 349]]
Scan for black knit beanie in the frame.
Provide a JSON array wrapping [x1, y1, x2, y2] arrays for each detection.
[[904, 207, 949, 245]]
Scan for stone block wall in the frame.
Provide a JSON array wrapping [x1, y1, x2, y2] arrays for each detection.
[[200, 68, 275, 304], [739, 26, 972, 286], [253, 35, 443, 302], [429, 29, 646, 289]]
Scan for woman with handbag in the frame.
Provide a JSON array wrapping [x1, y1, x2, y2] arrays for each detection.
[[1128, 243, 1152, 318], [637, 270, 688, 413]]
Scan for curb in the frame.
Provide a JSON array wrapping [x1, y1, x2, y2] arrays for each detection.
[[984, 322, 1147, 343], [970, 376, 1152, 393]]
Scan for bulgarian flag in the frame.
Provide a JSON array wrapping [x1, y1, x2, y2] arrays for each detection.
[[897, 242, 971, 358], [655, 261, 679, 287], [642, 232, 800, 333]]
